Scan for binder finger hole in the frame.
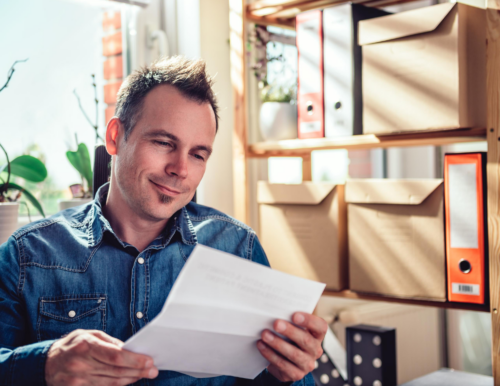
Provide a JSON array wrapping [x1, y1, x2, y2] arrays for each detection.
[[459, 259, 472, 274], [306, 101, 314, 114]]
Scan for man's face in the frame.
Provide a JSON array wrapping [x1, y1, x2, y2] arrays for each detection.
[[113, 84, 216, 221]]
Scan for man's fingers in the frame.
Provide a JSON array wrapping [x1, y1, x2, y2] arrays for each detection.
[[89, 330, 125, 348], [88, 337, 154, 370], [88, 358, 159, 380], [257, 341, 306, 382], [272, 320, 322, 358], [292, 313, 328, 340], [261, 330, 314, 373]]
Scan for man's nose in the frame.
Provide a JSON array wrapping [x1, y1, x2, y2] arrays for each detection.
[[166, 152, 188, 179]]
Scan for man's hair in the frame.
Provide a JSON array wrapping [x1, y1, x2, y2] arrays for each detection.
[[115, 56, 219, 139]]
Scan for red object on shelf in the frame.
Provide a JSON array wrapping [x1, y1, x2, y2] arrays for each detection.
[[296, 10, 324, 139], [444, 152, 488, 304]]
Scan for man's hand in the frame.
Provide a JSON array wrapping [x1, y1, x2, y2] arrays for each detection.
[[45, 329, 159, 386], [257, 312, 327, 383]]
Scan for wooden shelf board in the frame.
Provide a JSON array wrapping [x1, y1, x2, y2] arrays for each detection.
[[248, 127, 486, 157], [246, 0, 426, 27], [246, 13, 296, 29], [322, 289, 491, 312]]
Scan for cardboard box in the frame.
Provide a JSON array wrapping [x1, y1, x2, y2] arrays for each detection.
[[346, 179, 446, 301], [257, 182, 347, 290], [359, 3, 486, 134]]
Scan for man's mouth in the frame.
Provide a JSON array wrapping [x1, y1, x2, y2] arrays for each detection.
[[151, 180, 182, 196]]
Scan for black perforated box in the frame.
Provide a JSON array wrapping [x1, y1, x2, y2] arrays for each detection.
[[312, 351, 349, 386], [346, 324, 396, 386]]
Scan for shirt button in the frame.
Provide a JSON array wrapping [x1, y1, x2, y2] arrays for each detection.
[[68, 310, 76, 318], [136, 311, 144, 319], [138, 257, 145, 265]]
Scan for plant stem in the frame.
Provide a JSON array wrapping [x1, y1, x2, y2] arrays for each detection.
[[73, 89, 97, 130], [0, 59, 28, 94], [73, 75, 104, 144], [0, 143, 11, 196], [92, 74, 101, 143]]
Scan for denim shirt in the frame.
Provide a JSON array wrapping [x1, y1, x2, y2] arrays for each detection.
[[0, 184, 314, 386]]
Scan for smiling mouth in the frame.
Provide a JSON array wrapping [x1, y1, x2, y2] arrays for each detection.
[[151, 181, 182, 196]]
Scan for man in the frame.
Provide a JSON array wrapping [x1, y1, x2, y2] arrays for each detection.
[[0, 56, 327, 385]]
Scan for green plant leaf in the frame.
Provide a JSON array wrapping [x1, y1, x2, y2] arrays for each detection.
[[0, 155, 47, 182], [6, 182, 45, 217], [77, 143, 93, 192], [66, 149, 84, 178], [66, 143, 93, 191]]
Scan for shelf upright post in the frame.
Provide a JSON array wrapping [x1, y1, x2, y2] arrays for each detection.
[[302, 155, 312, 181], [230, 0, 250, 224], [486, 3, 500, 384]]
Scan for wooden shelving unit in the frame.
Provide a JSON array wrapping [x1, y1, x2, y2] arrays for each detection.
[[246, 0, 421, 29], [248, 127, 487, 157], [229, 0, 500, 383], [322, 289, 491, 313]]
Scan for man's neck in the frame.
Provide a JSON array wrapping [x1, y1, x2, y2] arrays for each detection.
[[102, 182, 168, 253]]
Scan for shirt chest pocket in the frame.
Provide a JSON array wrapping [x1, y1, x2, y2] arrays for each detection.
[[37, 294, 107, 342]]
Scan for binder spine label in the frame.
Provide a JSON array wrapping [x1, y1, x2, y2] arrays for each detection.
[[300, 121, 321, 134], [448, 163, 479, 249], [452, 283, 480, 296]]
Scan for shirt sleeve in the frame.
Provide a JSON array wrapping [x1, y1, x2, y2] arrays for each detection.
[[247, 235, 316, 386], [249, 233, 272, 268], [0, 236, 56, 386]]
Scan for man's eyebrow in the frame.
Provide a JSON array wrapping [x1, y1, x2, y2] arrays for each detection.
[[145, 129, 213, 156], [144, 129, 179, 141]]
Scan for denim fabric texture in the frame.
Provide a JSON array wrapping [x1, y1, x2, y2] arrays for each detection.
[[0, 183, 314, 386]]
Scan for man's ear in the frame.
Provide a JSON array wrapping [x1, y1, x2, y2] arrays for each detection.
[[105, 117, 123, 156]]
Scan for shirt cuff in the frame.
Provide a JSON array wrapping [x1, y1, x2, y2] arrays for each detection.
[[10, 340, 56, 386]]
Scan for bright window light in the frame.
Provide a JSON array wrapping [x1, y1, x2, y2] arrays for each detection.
[[268, 157, 303, 184]]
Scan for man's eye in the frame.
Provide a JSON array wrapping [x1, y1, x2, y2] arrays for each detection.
[[193, 154, 205, 161], [154, 140, 173, 148]]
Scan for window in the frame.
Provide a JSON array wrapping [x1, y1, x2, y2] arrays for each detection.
[[0, 0, 129, 218]]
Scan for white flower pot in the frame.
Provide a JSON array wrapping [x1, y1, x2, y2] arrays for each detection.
[[0, 202, 19, 245], [58, 198, 93, 211], [259, 102, 297, 141]]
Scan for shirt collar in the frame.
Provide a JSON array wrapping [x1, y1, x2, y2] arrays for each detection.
[[87, 182, 197, 248]]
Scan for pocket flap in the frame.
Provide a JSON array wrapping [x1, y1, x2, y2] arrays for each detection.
[[40, 294, 106, 322]]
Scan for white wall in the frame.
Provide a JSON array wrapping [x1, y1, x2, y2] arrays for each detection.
[[198, 0, 234, 217], [387, 146, 436, 179]]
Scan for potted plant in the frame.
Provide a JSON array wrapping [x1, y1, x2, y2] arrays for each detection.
[[0, 143, 47, 244], [59, 74, 103, 211], [258, 81, 297, 141], [58, 142, 93, 210], [0, 58, 48, 243], [249, 25, 298, 141]]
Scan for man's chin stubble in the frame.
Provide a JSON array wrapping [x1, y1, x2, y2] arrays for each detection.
[[157, 192, 174, 204]]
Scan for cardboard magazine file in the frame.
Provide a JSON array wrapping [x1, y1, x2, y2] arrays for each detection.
[[257, 181, 347, 291], [359, 3, 486, 134], [346, 179, 446, 301]]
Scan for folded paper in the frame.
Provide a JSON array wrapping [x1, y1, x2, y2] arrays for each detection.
[[123, 244, 326, 379]]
